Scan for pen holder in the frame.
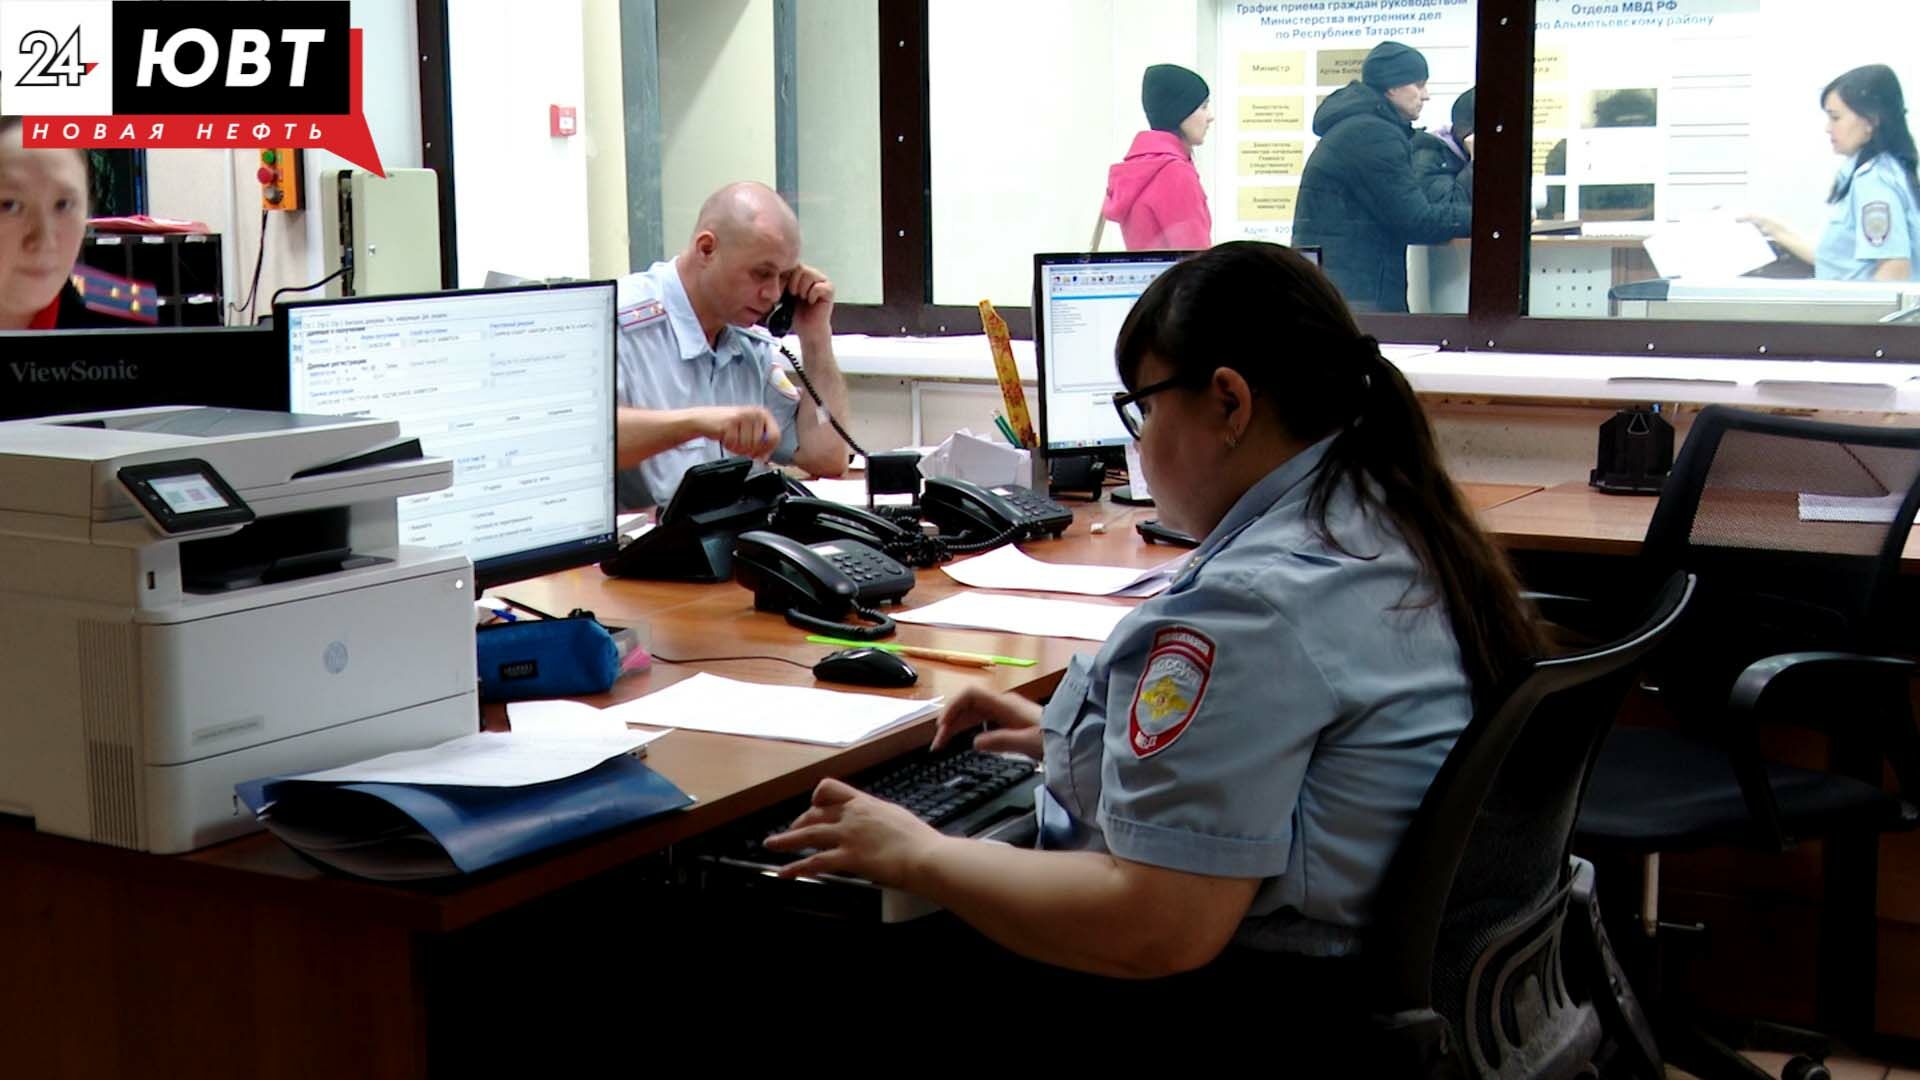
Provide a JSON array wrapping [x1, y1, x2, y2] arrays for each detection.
[[1025, 448, 1048, 494]]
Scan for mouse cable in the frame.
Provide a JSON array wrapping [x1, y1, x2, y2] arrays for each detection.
[[650, 653, 814, 670]]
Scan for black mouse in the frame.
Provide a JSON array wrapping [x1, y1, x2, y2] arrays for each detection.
[[812, 647, 918, 687]]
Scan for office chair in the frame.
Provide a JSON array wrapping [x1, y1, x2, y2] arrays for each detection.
[[1366, 571, 1695, 1079], [1569, 406, 1920, 1080]]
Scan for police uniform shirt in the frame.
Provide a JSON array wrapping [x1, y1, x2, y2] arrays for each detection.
[[1816, 152, 1920, 280], [613, 259, 802, 508], [1035, 435, 1474, 957]]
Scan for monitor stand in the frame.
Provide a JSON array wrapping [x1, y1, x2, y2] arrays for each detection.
[[1109, 485, 1153, 507]]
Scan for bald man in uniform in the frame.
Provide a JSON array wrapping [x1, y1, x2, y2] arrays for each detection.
[[613, 181, 851, 508]]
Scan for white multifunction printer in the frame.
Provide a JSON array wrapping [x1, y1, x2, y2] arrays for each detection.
[[0, 407, 479, 853]]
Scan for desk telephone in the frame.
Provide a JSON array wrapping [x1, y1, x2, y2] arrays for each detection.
[[732, 530, 913, 639], [768, 478, 1073, 568]]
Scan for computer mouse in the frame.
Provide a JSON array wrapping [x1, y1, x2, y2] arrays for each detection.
[[813, 647, 918, 688]]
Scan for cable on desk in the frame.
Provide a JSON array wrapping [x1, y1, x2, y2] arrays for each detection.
[[651, 653, 815, 670]]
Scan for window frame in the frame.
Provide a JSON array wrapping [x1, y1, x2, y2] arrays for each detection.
[[416, 0, 1920, 361]]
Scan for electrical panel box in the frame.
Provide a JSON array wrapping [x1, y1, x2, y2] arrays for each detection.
[[319, 168, 443, 298]]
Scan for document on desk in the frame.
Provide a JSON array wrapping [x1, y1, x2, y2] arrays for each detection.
[[281, 724, 669, 787], [894, 592, 1134, 641], [605, 673, 943, 746], [1641, 219, 1777, 280], [801, 477, 915, 507], [1798, 491, 1911, 523], [940, 544, 1180, 597]]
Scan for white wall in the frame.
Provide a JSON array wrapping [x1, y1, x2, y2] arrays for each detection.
[[658, 0, 776, 254], [139, 0, 424, 320], [796, 1, 883, 303], [928, 0, 1206, 307], [447, 0, 590, 286], [582, 0, 631, 280]]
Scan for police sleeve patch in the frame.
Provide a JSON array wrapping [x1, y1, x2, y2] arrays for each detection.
[[618, 299, 666, 329], [1127, 626, 1215, 758], [768, 365, 802, 401], [1864, 201, 1893, 247]]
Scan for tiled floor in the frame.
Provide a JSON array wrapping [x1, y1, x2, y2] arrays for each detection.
[[1668, 1052, 1912, 1079]]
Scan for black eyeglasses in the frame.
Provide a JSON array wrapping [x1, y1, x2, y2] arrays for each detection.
[[1111, 375, 1194, 440]]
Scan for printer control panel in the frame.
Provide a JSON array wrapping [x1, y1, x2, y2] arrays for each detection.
[[117, 459, 256, 535]]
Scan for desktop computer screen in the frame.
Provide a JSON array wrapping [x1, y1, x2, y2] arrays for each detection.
[[1032, 247, 1321, 457], [280, 283, 619, 588], [0, 325, 281, 420]]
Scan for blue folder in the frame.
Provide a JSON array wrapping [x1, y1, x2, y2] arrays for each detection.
[[235, 753, 693, 881]]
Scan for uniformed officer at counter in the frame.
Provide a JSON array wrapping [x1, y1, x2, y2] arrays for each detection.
[[763, 242, 1544, 997], [613, 181, 850, 509]]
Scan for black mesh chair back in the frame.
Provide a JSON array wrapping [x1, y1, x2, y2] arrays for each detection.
[[1640, 406, 1920, 710], [1369, 572, 1694, 1078]]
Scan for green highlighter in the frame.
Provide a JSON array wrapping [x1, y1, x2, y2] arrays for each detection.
[[804, 634, 1038, 668]]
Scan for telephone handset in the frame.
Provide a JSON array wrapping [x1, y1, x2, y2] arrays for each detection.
[[731, 529, 913, 640], [755, 286, 866, 461], [921, 477, 1073, 548], [768, 494, 950, 568], [763, 291, 798, 338]]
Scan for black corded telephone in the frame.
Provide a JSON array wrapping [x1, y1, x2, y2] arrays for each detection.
[[600, 457, 806, 581], [731, 529, 913, 639], [921, 478, 1073, 544], [770, 496, 929, 557]]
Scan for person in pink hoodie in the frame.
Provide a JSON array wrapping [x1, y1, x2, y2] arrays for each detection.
[[1103, 64, 1215, 251]]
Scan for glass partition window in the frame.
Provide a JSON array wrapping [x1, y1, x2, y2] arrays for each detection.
[[1528, 0, 1920, 324], [930, 0, 1478, 315], [445, 0, 881, 302]]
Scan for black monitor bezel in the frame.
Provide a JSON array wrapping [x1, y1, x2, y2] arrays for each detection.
[[1030, 250, 1193, 460], [276, 281, 621, 592]]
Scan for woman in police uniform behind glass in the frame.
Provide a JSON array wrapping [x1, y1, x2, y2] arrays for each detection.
[[761, 242, 1545, 1016], [1743, 65, 1920, 281], [0, 115, 145, 330]]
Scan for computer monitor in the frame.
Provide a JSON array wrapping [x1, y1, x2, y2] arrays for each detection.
[[1031, 247, 1321, 459], [279, 283, 619, 590], [0, 325, 281, 421]]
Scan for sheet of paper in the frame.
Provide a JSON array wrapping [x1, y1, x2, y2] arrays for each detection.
[[506, 698, 636, 734], [282, 726, 669, 787], [894, 592, 1134, 641], [1798, 491, 1909, 523], [940, 544, 1178, 597], [1641, 219, 1778, 280], [603, 672, 942, 746], [802, 477, 914, 507]]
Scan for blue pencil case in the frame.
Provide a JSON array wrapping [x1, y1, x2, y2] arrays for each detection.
[[476, 614, 620, 702]]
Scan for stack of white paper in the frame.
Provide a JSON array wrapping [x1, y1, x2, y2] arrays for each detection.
[[941, 544, 1179, 597], [894, 592, 1134, 641], [802, 477, 915, 507], [1797, 491, 1910, 524], [599, 673, 943, 746], [284, 719, 668, 787]]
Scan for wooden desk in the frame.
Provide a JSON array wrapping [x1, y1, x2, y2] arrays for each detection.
[[0, 481, 1567, 1076], [0, 501, 1184, 1077], [1481, 480, 1920, 571]]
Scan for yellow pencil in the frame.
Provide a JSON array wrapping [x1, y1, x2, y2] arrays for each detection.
[[891, 644, 997, 668]]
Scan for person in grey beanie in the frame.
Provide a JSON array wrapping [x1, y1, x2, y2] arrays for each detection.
[[1292, 42, 1471, 312], [1101, 63, 1215, 250]]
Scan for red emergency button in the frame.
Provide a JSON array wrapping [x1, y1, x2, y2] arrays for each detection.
[[256, 167, 276, 185]]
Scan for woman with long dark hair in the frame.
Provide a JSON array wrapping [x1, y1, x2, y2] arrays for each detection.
[[1745, 65, 1920, 280], [763, 242, 1543, 993]]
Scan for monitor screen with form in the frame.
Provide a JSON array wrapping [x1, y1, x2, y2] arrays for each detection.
[[1032, 247, 1321, 457], [281, 283, 618, 588]]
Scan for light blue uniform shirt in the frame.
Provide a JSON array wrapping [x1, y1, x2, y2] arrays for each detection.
[[1036, 435, 1473, 956], [1815, 152, 1920, 280], [613, 259, 802, 508]]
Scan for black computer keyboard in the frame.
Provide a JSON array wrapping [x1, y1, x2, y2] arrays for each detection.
[[731, 747, 1039, 867], [862, 749, 1037, 827]]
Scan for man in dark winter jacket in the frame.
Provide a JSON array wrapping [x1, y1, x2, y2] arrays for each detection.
[[1292, 43, 1472, 312]]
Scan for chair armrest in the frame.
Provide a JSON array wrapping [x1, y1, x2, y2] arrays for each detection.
[[1724, 651, 1918, 849]]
